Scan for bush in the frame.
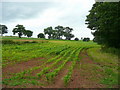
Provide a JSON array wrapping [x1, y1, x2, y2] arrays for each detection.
[[83, 38, 90, 42], [101, 46, 120, 56], [74, 38, 79, 41]]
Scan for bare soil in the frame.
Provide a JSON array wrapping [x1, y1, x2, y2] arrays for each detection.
[[2, 49, 107, 88], [2, 57, 45, 78], [45, 61, 72, 88], [66, 50, 106, 88]]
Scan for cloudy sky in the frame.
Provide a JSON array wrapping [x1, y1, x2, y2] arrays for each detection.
[[1, 0, 95, 39]]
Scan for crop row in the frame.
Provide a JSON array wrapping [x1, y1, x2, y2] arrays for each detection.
[[3, 46, 73, 82], [45, 47, 80, 83], [37, 47, 74, 77], [2, 46, 74, 86], [63, 47, 83, 86], [2, 43, 70, 67]]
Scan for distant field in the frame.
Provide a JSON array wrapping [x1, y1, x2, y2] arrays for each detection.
[[2, 36, 119, 88]]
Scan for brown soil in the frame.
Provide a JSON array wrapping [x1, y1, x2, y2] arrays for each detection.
[[2, 57, 45, 78], [2, 49, 107, 88], [30, 62, 51, 76], [30, 57, 63, 76], [45, 61, 72, 88], [66, 50, 106, 88]]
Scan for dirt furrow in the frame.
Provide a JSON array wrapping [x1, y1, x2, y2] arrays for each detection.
[[67, 50, 105, 88], [45, 61, 72, 88], [2, 57, 46, 79]]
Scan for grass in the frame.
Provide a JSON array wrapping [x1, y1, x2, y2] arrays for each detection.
[[87, 48, 119, 88]]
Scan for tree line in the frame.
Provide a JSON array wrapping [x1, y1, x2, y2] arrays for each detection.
[[85, 2, 120, 48], [0, 24, 33, 38], [0, 24, 82, 40], [41, 25, 74, 40], [0, 24, 91, 41]]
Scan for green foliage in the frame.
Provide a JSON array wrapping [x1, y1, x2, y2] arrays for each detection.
[[3, 78, 41, 86], [54, 25, 64, 39], [87, 48, 119, 88], [44, 26, 74, 40], [45, 48, 78, 82], [12, 25, 33, 38], [85, 2, 120, 48], [37, 47, 73, 78], [63, 27, 74, 40], [0, 24, 8, 35], [101, 46, 120, 56], [63, 72, 72, 86], [83, 38, 90, 42], [24, 30, 33, 37], [44, 27, 53, 39], [12, 24, 26, 38], [101, 67, 118, 87], [37, 33, 45, 38], [63, 48, 82, 86], [74, 38, 79, 41]]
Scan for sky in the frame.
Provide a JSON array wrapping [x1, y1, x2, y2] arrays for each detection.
[[0, 0, 95, 40]]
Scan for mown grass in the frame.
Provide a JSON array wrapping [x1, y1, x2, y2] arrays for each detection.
[[87, 48, 119, 88]]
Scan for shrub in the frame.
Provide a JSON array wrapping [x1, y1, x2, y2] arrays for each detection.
[[74, 38, 79, 41], [83, 38, 90, 42]]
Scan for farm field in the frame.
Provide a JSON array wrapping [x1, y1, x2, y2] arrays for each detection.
[[1, 37, 119, 88]]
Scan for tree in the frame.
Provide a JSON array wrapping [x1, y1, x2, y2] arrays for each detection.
[[81, 37, 83, 40], [64, 27, 74, 40], [85, 2, 120, 48], [55, 25, 64, 39], [37, 33, 45, 38], [74, 37, 79, 41], [12, 24, 26, 38], [0, 24, 8, 36], [68, 34, 74, 40], [52, 30, 57, 39], [83, 38, 90, 42], [43, 26, 75, 40], [44, 27, 53, 39], [25, 30, 33, 38]]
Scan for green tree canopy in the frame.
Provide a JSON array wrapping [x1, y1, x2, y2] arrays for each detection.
[[43, 25, 75, 40], [64, 27, 74, 40], [25, 30, 33, 38], [0, 24, 8, 36], [83, 38, 90, 42], [85, 2, 120, 48], [74, 37, 79, 41], [37, 33, 45, 38], [44, 27, 53, 39], [55, 25, 64, 39], [12, 24, 26, 38]]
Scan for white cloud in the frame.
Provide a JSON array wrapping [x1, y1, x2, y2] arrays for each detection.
[[2, 0, 95, 39]]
